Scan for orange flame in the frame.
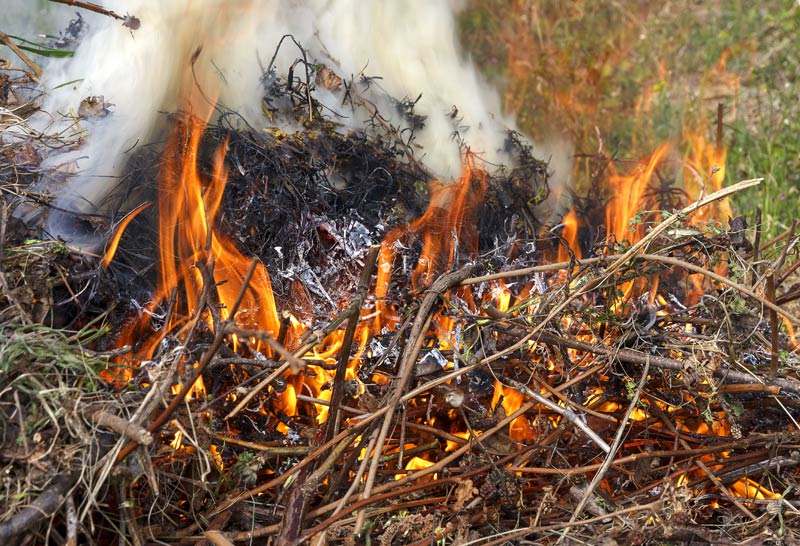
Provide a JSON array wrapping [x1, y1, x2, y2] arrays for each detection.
[[606, 143, 670, 244], [730, 478, 781, 501], [683, 129, 731, 225], [491, 381, 537, 442], [374, 154, 487, 332], [558, 209, 582, 262], [112, 101, 280, 389], [395, 456, 435, 480], [102, 201, 153, 268]]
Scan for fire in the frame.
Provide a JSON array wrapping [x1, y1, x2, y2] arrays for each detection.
[[404, 456, 434, 472], [558, 210, 582, 262], [374, 154, 487, 333], [605, 143, 670, 245], [683, 128, 731, 225], [153, 112, 281, 346], [170, 429, 183, 451], [101, 202, 153, 268], [730, 478, 781, 502], [492, 281, 512, 313], [106, 94, 499, 440], [114, 108, 280, 363], [107, 95, 288, 418], [171, 368, 206, 402], [395, 456, 435, 481], [94, 31, 769, 520], [492, 381, 537, 442]]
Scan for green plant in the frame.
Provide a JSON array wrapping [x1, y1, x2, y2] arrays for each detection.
[[459, 1, 800, 237], [0, 321, 109, 389]]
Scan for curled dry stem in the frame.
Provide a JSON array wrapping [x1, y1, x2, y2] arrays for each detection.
[[354, 264, 476, 531]]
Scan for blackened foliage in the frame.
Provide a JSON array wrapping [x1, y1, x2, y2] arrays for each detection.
[[476, 131, 549, 268], [47, 13, 85, 49], [99, 120, 550, 329], [80, 143, 163, 332], [395, 94, 427, 131], [211, 117, 429, 301]]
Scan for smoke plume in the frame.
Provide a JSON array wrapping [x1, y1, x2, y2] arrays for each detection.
[[12, 0, 571, 248]]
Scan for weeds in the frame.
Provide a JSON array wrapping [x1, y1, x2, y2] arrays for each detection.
[[460, 0, 800, 237]]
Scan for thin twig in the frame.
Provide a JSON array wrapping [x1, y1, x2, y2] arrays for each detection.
[[767, 270, 779, 375], [88, 410, 152, 445], [0, 31, 42, 80], [499, 375, 610, 452], [750, 206, 762, 286], [560, 358, 650, 539], [326, 244, 380, 443], [771, 219, 799, 278], [46, 0, 140, 29]]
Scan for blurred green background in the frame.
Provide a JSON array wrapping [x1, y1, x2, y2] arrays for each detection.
[[459, 0, 800, 238]]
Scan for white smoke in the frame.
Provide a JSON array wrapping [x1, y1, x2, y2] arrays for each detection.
[[14, 0, 571, 247]]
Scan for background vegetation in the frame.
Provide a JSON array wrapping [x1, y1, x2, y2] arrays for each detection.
[[460, 0, 800, 238]]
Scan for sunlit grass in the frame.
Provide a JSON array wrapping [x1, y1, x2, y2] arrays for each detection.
[[460, 0, 800, 238]]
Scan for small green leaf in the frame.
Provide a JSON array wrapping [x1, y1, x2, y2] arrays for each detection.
[[6, 35, 75, 58], [16, 44, 75, 58], [53, 78, 84, 90]]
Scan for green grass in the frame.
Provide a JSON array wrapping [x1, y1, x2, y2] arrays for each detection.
[[459, 0, 800, 238], [0, 321, 110, 390]]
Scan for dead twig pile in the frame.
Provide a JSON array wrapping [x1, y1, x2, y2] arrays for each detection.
[[2, 33, 800, 546]]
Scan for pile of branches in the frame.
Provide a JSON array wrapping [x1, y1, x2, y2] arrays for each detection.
[[0, 67, 149, 545], [3, 22, 800, 546]]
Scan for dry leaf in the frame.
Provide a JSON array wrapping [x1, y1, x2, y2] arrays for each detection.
[[316, 65, 343, 91], [452, 478, 477, 512], [78, 95, 111, 118]]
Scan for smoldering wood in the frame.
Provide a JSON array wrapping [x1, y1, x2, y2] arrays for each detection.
[[2, 33, 800, 546]]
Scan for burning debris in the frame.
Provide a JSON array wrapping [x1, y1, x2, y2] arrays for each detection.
[[2, 3, 800, 546]]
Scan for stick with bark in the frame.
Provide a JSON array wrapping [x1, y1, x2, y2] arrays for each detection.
[[353, 264, 476, 533], [47, 0, 140, 29], [326, 244, 380, 442], [277, 247, 380, 545], [0, 474, 77, 541], [0, 31, 42, 80]]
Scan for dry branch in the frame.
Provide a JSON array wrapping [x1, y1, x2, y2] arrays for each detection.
[[46, 0, 140, 29], [88, 409, 153, 445], [0, 474, 76, 541], [326, 244, 381, 442], [0, 31, 42, 80]]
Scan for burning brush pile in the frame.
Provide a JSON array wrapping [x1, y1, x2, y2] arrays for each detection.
[[3, 3, 800, 545]]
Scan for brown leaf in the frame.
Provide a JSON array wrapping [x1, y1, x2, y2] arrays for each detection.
[[316, 66, 343, 91], [78, 95, 111, 118], [452, 478, 477, 512]]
